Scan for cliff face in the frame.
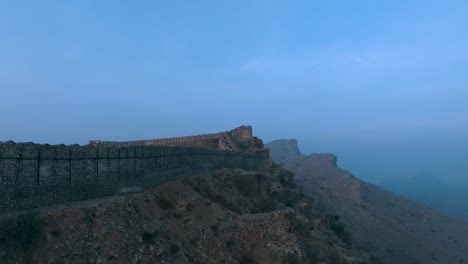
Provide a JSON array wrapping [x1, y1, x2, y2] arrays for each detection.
[[0, 166, 373, 264], [266, 139, 468, 264], [265, 139, 304, 163]]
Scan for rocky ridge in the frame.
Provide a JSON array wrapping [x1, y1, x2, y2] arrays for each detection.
[[266, 139, 468, 264], [0, 166, 373, 264]]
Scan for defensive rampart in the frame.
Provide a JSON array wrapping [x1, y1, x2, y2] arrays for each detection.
[[89, 125, 254, 150], [0, 141, 263, 214]]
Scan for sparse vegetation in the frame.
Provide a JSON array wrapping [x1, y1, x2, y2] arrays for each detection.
[[225, 239, 235, 250], [185, 203, 194, 211], [239, 252, 257, 264], [325, 214, 351, 243], [169, 243, 180, 254], [158, 196, 173, 209], [173, 212, 182, 219], [0, 212, 41, 251], [141, 231, 158, 243], [210, 224, 219, 233], [282, 252, 300, 264], [233, 173, 264, 197]]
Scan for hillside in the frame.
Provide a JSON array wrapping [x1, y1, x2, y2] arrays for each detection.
[[266, 139, 468, 264], [0, 166, 373, 264]]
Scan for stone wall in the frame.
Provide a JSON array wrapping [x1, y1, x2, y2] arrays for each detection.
[[0, 141, 263, 214], [88, 125, 254, 150], [229, 125, 253, 139]]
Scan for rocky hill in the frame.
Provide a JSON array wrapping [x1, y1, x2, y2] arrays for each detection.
[[264, 139, 304, 163], [0, 166, 373, 264], [266, 139, 468, 264]]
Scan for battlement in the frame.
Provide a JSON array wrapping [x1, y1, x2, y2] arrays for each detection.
[[89, 125, 254, 152], [229, 125, 253, 139]]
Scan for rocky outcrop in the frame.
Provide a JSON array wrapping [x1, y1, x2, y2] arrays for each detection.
[[265, 139, 304, 163], [267, 139, 468, 264], [0, 167, 373, 264]]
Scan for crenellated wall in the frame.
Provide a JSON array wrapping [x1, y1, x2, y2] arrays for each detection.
[[88, 125, 254, 150], [0, 141, 263, 214], [229, 125, 253, 139]]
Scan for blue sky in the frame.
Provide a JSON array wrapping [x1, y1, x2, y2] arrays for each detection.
[[1, 1, 467, 184]]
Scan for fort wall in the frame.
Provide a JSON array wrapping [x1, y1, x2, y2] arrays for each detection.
[[89, 125, 254, 149], [0, 141, 263, 214], [229, 125, 253, 139]]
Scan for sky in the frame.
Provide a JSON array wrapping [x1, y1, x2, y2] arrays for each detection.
[[1, 1, 467, 184]]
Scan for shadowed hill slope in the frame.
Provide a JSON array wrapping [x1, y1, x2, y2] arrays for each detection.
[[266, 139, 468, 264], [0, 167, 373, 264]]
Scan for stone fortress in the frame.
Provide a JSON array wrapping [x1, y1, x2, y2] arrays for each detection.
[[0, 126, 269, 214]]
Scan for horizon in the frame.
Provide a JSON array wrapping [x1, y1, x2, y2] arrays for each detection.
[[1, 1, 467, 185]]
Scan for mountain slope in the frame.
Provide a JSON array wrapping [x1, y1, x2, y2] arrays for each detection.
[[0, 167, 373, 264], [266, 139, 468, 264]]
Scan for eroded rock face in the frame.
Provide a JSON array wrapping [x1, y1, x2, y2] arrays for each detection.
[[267, 139, 468, 264], [265, 139, 304, 163], [0, 167, 373, 264]]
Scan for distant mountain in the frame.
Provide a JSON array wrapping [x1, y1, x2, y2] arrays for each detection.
[[264, 139, 304, 163], [266, 139, 468, 264], [381, 174, 468, 220]]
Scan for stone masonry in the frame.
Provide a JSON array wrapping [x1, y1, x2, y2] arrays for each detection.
[[0, 126, 267, 214], [89, 125, 254, 152]]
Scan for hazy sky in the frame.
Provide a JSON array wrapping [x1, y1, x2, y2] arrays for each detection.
[[1, 1, 467, 184]]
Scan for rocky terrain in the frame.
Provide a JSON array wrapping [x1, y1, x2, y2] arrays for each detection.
[[264, 139, 304, 163], [266, 139, 468, 264], [0, 166, 373, 264]]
